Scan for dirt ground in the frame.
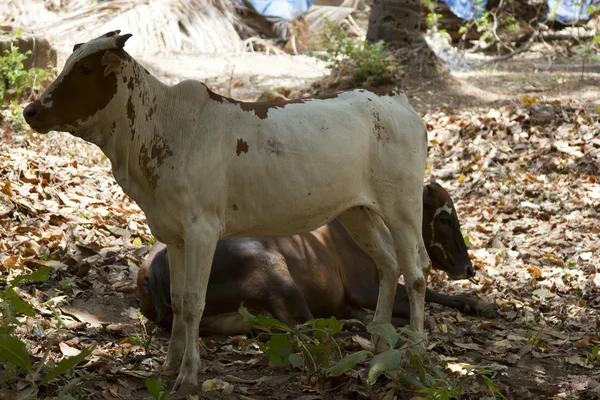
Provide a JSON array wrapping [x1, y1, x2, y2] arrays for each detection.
[[1, 49, 600, 400]]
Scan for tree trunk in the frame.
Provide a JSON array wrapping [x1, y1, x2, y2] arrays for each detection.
[[367, 0, 443, 79], [366, 0, 426, 48]]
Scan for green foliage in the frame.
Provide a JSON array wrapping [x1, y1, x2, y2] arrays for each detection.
[[589, 346, 600, 363], [146, 377, 170, 400], [0, 332, 95, 397], [309, 22, 399, 86], [0, 29, 54, 104], [240, 305, 503, 397], [239, 305, 344, 374], [128, 311, 160, 355], [574, 30, 600, 80], [0, 264, 93, 396]]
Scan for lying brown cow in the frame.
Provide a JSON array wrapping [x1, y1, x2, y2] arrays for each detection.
[[137, 183, 496, 334]]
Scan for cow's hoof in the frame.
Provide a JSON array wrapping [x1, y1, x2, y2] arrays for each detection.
[[371, 335, 390, 354], [160, 364, 179, 377], [475, 301, 499, 319], [170, 383, 198, 399]]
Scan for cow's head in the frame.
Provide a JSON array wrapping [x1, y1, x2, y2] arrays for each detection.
[[422, 181, 474, 280], [23, 31, 133, 139]]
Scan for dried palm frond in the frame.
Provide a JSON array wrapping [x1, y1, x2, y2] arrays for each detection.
[[0, 0, 61, 29], [242, 37, 288, 55], [40, 0, 244, 56], [305, 5, 356, 32]]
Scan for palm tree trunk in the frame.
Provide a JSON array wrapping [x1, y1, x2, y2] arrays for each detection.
[[366, 0, 443, 78], [366, 0, 425, 48]]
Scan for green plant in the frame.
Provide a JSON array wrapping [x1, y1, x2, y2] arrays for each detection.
[[146, 377, 169, 400], [128, 311, 159, 355], [328, 322, 434, 386], [574, 32, 600, 80], [309, 22, 399, 86], [240, 305, 344, 374], [0, 266, 94, 397], [0, 333, 95, 399], [239, 306, 505, 397], [0, 266, 52, 332], [590, 346, 600, 363], [0, 267, 94, 399], [0, 29, 53, 104]]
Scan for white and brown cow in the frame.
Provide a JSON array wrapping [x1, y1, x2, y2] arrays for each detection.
[[24, 31, 429, 394]]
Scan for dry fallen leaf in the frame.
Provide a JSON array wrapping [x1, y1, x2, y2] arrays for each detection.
[[59, 342, 81, 357], [202, 379, 230, 392]]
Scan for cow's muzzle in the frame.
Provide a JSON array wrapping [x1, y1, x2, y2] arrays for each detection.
[[447, 263, 475, 280], [23, 101, 52, 133]]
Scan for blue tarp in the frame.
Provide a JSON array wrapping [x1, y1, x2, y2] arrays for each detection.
[[242, 0, 312, 20], [243, 0, 598, 24], [442, 0, 599, 22], [442, 0, 487, 20], [546, 0, 600, 23]]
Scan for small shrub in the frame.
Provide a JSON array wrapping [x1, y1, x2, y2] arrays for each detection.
[[239, 305, 505, 398], [309, 23, 400, 86], [0, 266, 94, 397], [239, 305, 344, 375], [0, 28, 54, 104]]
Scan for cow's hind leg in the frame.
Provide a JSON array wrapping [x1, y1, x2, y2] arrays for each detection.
[[337, 207, 399, 352], [389, 226, 429, 335]]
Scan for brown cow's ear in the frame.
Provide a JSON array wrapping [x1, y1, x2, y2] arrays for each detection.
[[101, 51, 124, 76], [73, 43, 83, 52]]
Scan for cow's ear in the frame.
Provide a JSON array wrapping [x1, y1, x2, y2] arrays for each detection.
[[101, 51, 125, 76], [73, 43, 83, 52], [429, 175, 437, 184]]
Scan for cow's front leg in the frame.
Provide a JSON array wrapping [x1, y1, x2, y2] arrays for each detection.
[[161, 243, 185, 376], [173, 222, 220, 395]]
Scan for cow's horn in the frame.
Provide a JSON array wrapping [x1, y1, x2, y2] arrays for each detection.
[[116, 33, 132, 48]]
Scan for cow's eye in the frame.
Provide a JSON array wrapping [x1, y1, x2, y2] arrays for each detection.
[[80, 65, 93, 75]]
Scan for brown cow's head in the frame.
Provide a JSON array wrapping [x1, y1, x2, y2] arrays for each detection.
[[422, 181, 474, 280], [137, 242, 172, 329], [23, 31, 133, 141]]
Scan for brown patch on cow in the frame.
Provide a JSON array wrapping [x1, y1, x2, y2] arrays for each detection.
[[27, 49, 120, 132], [146, 105, 155, 121], [232, 204, 239, 211], [236, 139, 249, 156], [127, 95, 136, 138], [372, 110, 391, 144], [139, 135, 174, 189]]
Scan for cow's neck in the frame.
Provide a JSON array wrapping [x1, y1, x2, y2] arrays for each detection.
[[89, 62, 175, 201]]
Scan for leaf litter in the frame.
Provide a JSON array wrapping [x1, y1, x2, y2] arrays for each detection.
[[1, 71, 600, 399]]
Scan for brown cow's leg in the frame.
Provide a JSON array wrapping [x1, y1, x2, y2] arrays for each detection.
[[337, 207, 399, 353]]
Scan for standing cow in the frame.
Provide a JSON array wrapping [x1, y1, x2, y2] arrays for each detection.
[[24, 31, 430, 395]]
